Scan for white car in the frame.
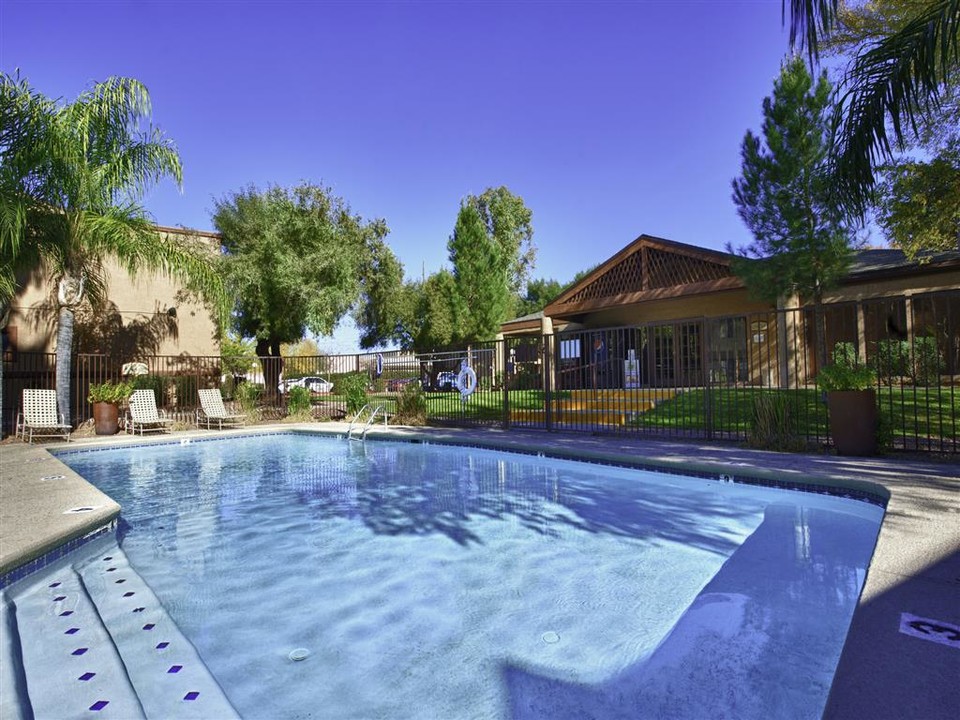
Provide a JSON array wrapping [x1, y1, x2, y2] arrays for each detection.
[[278, 376, 334, 394]]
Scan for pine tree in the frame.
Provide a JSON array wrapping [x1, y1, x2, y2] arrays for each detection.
[[731, 56, 858, 368]]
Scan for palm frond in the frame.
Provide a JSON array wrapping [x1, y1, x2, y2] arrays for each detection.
[[832, 0, 960, 212], [785, 0, 840, 62]]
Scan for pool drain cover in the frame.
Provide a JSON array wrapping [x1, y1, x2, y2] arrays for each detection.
[[289, 648, 310, 661], [541, 631, 560, 644]]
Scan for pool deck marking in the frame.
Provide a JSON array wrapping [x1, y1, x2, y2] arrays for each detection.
[[899, 613, 960, 650], [1, 422, 958, 720]]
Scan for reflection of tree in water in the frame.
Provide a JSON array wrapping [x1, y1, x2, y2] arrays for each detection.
[[276, 442, 758, 554]]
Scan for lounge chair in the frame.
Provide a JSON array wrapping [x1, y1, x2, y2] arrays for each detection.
[[196, 388, 246, 430], [126, 389, 174, 435], [15, 389, 71, 443]]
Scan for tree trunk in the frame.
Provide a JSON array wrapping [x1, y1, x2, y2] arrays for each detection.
[[0, 301, 7, 439], [813, 294, 828, 372], [56, 305, 75, 427], [257, 338, 284, 401]]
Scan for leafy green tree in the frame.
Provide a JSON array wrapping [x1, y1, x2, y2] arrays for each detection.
[[465, 186, 536, 294], [514, 278, 565, 318], [731, 56, 858, 367], [448, 202, 511, 342], [0, 74, 224, 424], [393, 270, 461, 352], [212, 183, 397, 395], [877, 141, 960, 256], [354, 232, 406, 349], [220, 334, 257, 377], [785, 0, 959, 215]]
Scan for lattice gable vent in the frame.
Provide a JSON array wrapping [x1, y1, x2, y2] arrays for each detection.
[[562, 246, 732, 304], [565, 251, 644, 304], [646, 248, 730, 289]]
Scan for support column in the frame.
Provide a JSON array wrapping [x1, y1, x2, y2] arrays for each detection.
[[856, 301, 867, 361]]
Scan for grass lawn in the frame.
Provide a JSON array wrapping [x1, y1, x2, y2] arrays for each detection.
[[636, 386, 957, 441], [319, 385, 956, 443]]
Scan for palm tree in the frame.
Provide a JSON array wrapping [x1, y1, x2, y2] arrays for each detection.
[[1, 74, 225, 425], [786, 0, 960, 213]]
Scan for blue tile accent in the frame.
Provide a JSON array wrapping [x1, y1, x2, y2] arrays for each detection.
[[114, 578, 126, 584], [183, 692, 200, 701], [64, 628, 79, 635], [53, 595, 66, 601], [0, 523, 116, 589], [133, 607, 145, 613], [103, 556, 113, 561], [106, 567, 117, 572], [79, 672, 96, 681], [142, 623, 155, 631], [156, 642, 170, 650], [48, 581, 61, 588], [122, 592, 135, 597], [59, 610, 74, 617], [71, 648, 88, 656], [168, 665, 183, 674], [89, 700, 109, 711]]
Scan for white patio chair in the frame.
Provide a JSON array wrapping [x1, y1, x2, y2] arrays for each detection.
[[126, 389, 174, 435], [15, 389, 71, 443], [196, 388, 246, 430]]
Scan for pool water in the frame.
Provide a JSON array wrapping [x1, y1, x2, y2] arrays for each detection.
[[55, 433, 883, 719]]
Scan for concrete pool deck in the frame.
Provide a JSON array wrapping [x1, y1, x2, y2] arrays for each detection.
[[1, 423, 957, 719]]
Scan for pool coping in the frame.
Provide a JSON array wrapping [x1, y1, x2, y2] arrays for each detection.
[[1, 423, 958, 719]]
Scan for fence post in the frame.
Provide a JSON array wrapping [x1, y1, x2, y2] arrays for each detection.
[[702, 318, 713, 440], [501, 339, 511, 430], [543, 333, 552, 432]]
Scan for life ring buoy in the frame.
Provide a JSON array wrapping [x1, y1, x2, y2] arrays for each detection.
[[456, 366, 477, 398]]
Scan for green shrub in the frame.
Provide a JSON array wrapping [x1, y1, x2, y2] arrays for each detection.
[[287, 385, 312, 417], [88, 381, 133, 404], [912, 336, 943, 385], [392, 382, 427, 425], [817, 342, 876, 392], [131, 374, 166, 407], [874, 339, 911, 385], [236, 382, 262, 413], [221, 374, 236, 401], [747, 392, 802, 451], [171, 375, 199, 408], [335, 372, 369, 414]]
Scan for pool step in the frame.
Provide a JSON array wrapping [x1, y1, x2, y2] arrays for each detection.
[[2, 537, 239, 719], [510, 389, 676, 426], [4, 547, 147, 719]]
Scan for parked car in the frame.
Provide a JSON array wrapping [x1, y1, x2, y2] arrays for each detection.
[[434, 371, 458, 392], [278, 376, 334, 394], [386, 377, 417, 392]]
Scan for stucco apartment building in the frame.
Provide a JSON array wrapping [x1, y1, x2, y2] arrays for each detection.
[[2, 226, 221, 360]]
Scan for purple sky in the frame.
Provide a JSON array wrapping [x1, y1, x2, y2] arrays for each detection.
[[2, 0, 795, 351]]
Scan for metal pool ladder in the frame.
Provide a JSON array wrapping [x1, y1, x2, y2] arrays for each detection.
[[347, 404, 387, 440]]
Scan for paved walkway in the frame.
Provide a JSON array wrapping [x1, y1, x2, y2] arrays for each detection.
[[1, 424, 958, 719]]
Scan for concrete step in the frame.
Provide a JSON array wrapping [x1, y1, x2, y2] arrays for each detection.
[[510, 389, 676, 426], [511, 407, 653, 426], [2, 536, 239, 719]]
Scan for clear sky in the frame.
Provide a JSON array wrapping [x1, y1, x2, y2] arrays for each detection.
[[1, 0, 795, 352]]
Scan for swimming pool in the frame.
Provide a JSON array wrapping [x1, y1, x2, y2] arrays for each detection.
[[9, 433, 883, 718]]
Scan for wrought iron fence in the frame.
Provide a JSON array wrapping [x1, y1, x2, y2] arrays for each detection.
[[3, 289, 957, 452]]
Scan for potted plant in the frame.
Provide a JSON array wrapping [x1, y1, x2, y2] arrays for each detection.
[[88, 381, 133, 435], [817, 343, 878, 456]]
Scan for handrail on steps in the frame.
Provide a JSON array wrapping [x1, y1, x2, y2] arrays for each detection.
[[347, 403, 387, 440]]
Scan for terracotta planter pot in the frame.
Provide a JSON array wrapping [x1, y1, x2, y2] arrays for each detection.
[[827, 390, 878, 456], [93, 401, 120, 436]]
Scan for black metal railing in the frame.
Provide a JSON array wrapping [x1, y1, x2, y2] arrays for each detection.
[[3, 290, 957, 452]]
